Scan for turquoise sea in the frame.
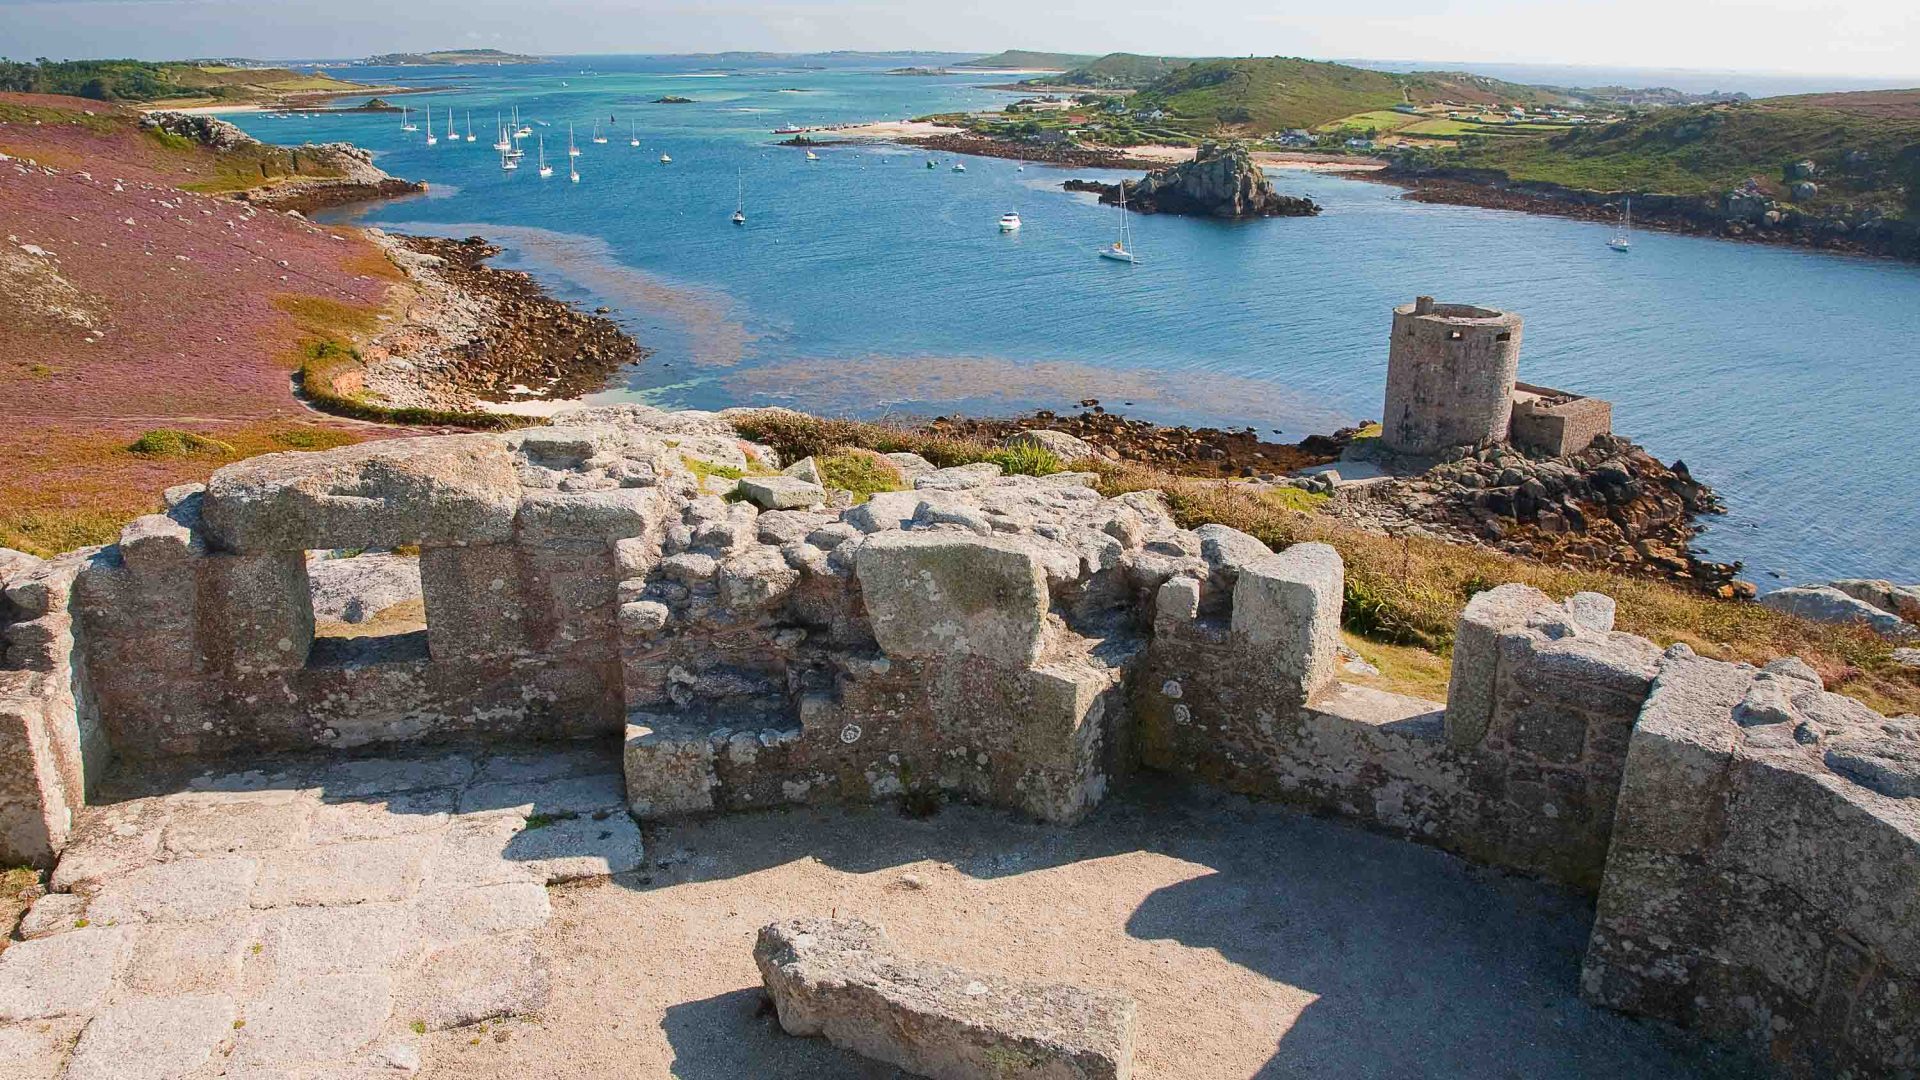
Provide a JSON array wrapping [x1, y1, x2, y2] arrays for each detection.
[[233, 54, 1920, 588]]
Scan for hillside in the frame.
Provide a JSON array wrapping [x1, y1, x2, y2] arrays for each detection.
[[1039, 53, 1200, 89], [359, 48, 543, 66], [0, 93, 401, 554], [954, 50, 1098, 70], [0, 59, 378, 104], [1431, 93, 1920, 214], [1129, 57, 1564, 133]]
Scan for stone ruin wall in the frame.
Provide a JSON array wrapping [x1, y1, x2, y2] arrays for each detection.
[[0, 403, 1914, 1075]]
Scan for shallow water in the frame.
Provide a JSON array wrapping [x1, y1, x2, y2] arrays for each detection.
[[251, 55, 1920, 586]]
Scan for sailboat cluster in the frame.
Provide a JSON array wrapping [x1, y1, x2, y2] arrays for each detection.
[[395, 102, 1135, 255], [401, 104, 672, 186]]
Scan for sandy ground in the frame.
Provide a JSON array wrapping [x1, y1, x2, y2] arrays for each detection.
[[423, 778, 1736, 1079], [831, 119, 966, 140]]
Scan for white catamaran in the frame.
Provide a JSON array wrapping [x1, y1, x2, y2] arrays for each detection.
[[1100, 182, 1137, 263], [1608, 197, 1633, 252]]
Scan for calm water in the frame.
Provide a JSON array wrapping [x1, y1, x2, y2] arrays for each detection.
[[239, 55, 1920, 586]]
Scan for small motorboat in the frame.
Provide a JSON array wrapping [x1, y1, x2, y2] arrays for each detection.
[[926, 160, 936, 169], [659, 152, 673, 164], [998, 211, 1021, 231], [805, 150, 819, 161], [951, 162, 966, 172]]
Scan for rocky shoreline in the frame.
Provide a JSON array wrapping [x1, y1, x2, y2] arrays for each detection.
[[346, 232, 645, 414], [1373, 166, 1920, 262]]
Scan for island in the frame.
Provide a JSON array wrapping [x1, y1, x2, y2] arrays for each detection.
[[652, 95, 695, 104], [357, 48, 543, 66]]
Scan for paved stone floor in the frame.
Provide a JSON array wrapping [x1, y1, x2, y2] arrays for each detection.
[[0, 743, 641, 1079]]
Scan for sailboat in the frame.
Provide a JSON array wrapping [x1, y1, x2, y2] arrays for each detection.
[[1099, 182, 1137, 263], [629, 121, 640, 148], [465, 110, 475, 142], [567, 123, 581, 158], [570, 159, 579, 183], [424, 108, 436, 145], [400, 105, 417, 133], [805, 149, 819, 162], [591, 120, 608, 145], [1608, 197, 1632, 252], [732, 171, 746, 225], [492, 111, 511, 152], [501, 145, 518, 170], [538, 136, 553, 178], [447, 108, 457, 145], [659, 150, 672, 164]]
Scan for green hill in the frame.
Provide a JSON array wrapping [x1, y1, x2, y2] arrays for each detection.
[[1041, 53, 1200, 89], [1129, 57, 1561, 132], [954, 50, 1098, 70], [1427, 92, 1920, 215], [0, 59, 371, 103]]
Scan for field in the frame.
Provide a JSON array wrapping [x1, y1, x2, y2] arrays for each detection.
[[0, 93, 402, 554], [1125, 58, 1565, 134]]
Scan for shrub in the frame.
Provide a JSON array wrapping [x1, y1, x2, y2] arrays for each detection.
[[126, 429, 235, 458]]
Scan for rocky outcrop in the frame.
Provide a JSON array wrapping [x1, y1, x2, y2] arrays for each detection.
[[755, 917, 1137, 1080], [1759, 584, 1919, 639], [140, 112, 255, 151], [1330, 434, 1744, 596], [1064, 143, 1320, 219]]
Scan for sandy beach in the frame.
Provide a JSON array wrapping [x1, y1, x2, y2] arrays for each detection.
[[828, 118, 966, 140]]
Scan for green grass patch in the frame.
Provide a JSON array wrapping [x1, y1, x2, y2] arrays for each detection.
[[681, 455, 745, 489], [126, 429, 236, 458], [977, 442, 1062, 477], [816, 450, 906, 502]]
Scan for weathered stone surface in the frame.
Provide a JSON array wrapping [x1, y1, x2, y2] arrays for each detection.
[[414, 881, 551, 945], [0, 1016, 84, 1079], [756, 917, 1136, 1080], [307, 551, 421, 626], [202, 435, 520, 552], [258, 902, 422, 976], [1230, 543, 1342, 698], [1564, 591, 1616, 633], [250, 838, 428, 907], [624, 719, 717, 819], [405, 932, 550, 1030], [0, 928, 127, 1020], [500, 808, 645, 883], [1444, 584, 1555, 748], [87, 856, 258, 924], [18, 891, 87, 939], [120, 920, 251, 997], [735, 476, 825, 511], [232, 973, 394, 1067], [63, 994, 235, 1080], [856, 532, 1049, 668], [456, 773, 626, 817], [1759, 584, 1918, 639]]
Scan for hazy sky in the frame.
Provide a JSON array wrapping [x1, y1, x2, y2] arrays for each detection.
[[3, 0, 1918, 81]]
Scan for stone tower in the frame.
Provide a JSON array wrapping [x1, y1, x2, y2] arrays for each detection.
[[1381, 297, 1524, 458]]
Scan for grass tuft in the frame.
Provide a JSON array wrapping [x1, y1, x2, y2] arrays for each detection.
[[126, 429, 236, 458], [816, 450, 906, 503]]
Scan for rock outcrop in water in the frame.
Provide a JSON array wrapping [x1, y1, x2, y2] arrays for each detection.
[[1065, 142, 1320, 219]]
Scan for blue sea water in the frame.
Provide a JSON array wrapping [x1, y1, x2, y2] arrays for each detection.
[[233, 55, 1920, 587]]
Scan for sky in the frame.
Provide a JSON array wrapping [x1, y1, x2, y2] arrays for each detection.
[[3, 0, 1918, 83]]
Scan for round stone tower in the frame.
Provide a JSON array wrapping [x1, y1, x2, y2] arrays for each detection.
[[1381, 297, 1524, 458]]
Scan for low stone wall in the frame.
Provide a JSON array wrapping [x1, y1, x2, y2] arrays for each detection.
[[1511, 382, 1613, 458], [4, 405, 1915, 1073], [0, 549, 107, 867], [1583, 652, 1920, 1075]]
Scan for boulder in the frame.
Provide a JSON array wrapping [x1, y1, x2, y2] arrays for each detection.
[[855, 532, 1049, 667], [755, 917, 1136, 1080], [1827, 579, 1920, 624], [1003, 429, 1100, 463], [202, 435, 520, 552], [735, 476, 825, 511], [1758, 586, 1918, 640]]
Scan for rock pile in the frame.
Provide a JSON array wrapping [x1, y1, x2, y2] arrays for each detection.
[[1065, 143, 1320, 219], [926, 410, 1346, 478], [1330, 434, 1745, 595]]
